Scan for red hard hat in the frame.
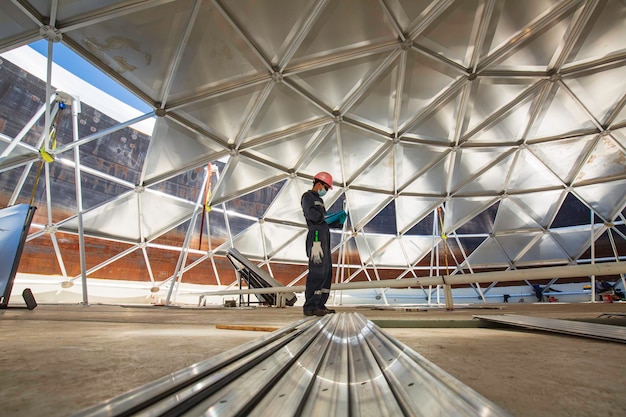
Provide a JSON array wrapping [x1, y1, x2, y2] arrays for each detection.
[[314, 172, 333, 188]]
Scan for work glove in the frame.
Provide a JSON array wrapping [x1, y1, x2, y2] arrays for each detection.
[[325, 210, 347, 225], [310, 230, 323, 264]]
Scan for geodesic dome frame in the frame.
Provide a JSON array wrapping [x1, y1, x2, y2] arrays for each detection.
[[1, 0, 625, 305]]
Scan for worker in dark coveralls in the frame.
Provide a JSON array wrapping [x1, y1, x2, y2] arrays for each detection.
[[301, 172, 346, 316]]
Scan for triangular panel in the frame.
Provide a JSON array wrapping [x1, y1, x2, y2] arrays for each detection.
[[573, 179, 626, 221], [563, 65, 626, 124], [210, 154, 287, 205], [355, 232, 395, 266], [345, 189, 393, 231], [142, 117, 224, 183], [573, 135, 626, 183], [493, 198, 542, 232], [450, 147, 511, 192], [395, 196, 440, 235], [396, 142, 449, 189], [176, 85, 264, 143], [506, 148, 562, 191], [508, 189, 565, 228], [463, 237, 510, 268], [264, 177, 311, 224], [246, 83, 327, 139], [168, 1, 269, 101], [371, 237, 407, 267], [348, 58, 399, 132], [402, 153, 452, 194], [445, 196, 497, 233], [550, 225, 595, 259], [402, 235, 438, 265], [456, 152, 515, 195], [417, 0, 480, 66], [291, 52, 390, 111], [339, 125, 389, 182], [517, 233, 570, 265], [528, 135, 595, 182], [351, 146, 394, 191], [527, 87, 597, 140], [495, 233, 539, 262], [465, 101, 532, 144]]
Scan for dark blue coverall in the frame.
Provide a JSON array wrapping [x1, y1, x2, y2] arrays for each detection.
[[301, 189, 342, 313]]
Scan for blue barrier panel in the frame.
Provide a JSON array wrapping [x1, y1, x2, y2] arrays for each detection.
[[0, 204, 36, 307]]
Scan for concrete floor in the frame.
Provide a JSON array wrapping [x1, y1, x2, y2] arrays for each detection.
[[1, 302, 625, 417]]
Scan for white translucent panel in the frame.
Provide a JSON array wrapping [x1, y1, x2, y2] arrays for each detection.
[[140, 189, 196, 240], [445, 196, 497, 233], [264, 178, 311, 224], [613, 129, 626, 148], [463, 237, 510, 268], [291, 0, 396, 61], [71, 0, 198, 100], [517, 233, 569, 265], [221, 0, 318, 67], [528, 135, 595, 182], [176, 85, 263, 143], [210, 154, 287, 205], [574, 136, 626, 183], [351, 146, 394, 191], [550, 225, 595, 259], [399, 51, 460, 127], [573, 179, 626, 221], [528, 87, 597, 139], [566, 0, 626, 64], [466, 79, 534, 132], [466, 101, 531, 143], [495, 12, 573, 70], [291, 52, 388, 110], [396, 143, 449, 189], [339, 125, 389, 182], [495, 233, 539, 262], [508, 189, 565, 227], [168, 1, 268, 101], [506, 148, 562, 191], [0, 1, 40, 39], [261, 222, 307, 259], [230, 223, 264, 257], [479, 0, 555, 62], [270, 230, 309, 263], [402, 153, 452, 194], [407, 95, 458, 142], [395, 196, 440, 235], [456, 153, 515, 194], [493, 198, 541, 232], [402, 235, 438, 265], [355, 232, 394, 266], [450, 147, 511, 191], [247, 83, 327, 138], [65, 189, 193, 242], [299, 127, 343, 184], [349, 60, 399, 132], [142, 117, 224, 183], [245, 128, 321, 169], [345, 189, 392, 231], [370, 237, 407, 267], [563, 65, 626, 124], [417, 0, 480, 66]]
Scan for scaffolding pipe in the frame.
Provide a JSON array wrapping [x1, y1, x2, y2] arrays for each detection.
[[199, 261, 626, 297]]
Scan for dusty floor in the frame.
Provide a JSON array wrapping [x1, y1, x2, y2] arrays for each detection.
[[0, 302, 625, 417]]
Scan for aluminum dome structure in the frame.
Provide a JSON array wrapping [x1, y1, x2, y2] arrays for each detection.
[[1, 0, 625, 305]]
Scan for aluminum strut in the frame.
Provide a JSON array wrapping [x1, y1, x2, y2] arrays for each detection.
[[474, 314, 626, 343], [72, 313, 512, 417]]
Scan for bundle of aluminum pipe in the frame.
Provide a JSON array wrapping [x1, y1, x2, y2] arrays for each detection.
[[73, 313, 512, 417]]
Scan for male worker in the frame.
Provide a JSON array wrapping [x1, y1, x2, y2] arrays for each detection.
[[301, 172, 346, 316]]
